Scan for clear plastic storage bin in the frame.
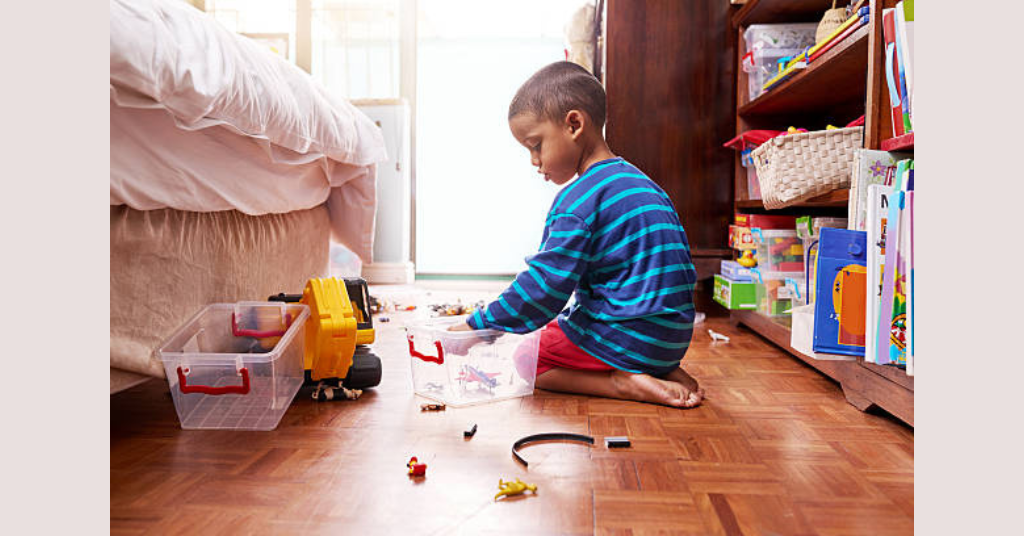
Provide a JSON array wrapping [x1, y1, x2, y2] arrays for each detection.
[[405, 318, 539, 407], [157, 302, 309, 430], [743, 23, 817, 101], [752, 228, 804, 272], [752, 269, 804, 316]]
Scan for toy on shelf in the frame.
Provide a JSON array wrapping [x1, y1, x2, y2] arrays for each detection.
[[407, 457, 427, 477], [494, 478, 537, 501], [737, 250, 757, 268]]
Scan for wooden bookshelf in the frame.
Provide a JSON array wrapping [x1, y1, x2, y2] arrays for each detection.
[[739, 26, 870, 118], [728, 0, 913, 427]]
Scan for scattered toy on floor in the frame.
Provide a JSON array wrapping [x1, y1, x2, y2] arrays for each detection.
[[464, 424, 478, 438], [512, 432, 595, 467], [494, 478, 537, 501], [312, 383, 362, 401], [708, 329, 731, 343], [420, 403, 446, 412], [407, 457, 427, 477], [604, 436, 631, 448], [429, 300, 486, 317], [379, 316, 390, 323], [399, 305, 417, 311]]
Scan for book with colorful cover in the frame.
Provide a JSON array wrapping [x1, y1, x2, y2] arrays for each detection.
[[864, 183, 895, 364], [882, 8, 905, 137], [876, 160, 911, 366], [905, 189, 914, 376], [848, 149, 906, 231], [894, 1, 912, 133], [898, 0, 915, 130]]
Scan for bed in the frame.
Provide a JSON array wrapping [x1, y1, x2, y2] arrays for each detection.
[[110, 0, 387, 393]]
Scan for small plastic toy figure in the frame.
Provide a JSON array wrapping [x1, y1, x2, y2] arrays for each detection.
[[407, 456, 427, 477], [737, 250, 757, 268], [494, 478, 537, 501], [420, 403, 446, 412]]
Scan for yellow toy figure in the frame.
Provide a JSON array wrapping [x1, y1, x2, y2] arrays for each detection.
[[737, 250, 757, 268], [494, 478, 537, 501]]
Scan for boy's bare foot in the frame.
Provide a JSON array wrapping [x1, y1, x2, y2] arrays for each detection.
[[662, 367, 705, 408], [610, 369, 704, 409]]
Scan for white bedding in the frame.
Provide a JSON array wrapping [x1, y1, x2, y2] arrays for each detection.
[[110, 0, 386, 261]]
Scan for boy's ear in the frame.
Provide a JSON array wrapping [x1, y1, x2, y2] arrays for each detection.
[[565, 110, 586, 140]]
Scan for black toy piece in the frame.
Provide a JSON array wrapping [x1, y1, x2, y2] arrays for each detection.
[[604, 436, 631, 448], [464, 424, 478, 438], [512, 433, 595, 467]]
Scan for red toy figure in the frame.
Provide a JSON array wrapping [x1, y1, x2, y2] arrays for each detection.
[[407, 456, 427, 477]]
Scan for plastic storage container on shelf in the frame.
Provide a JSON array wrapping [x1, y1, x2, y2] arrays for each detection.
[[157, 302, 310, 430], [795, 216, 848, 304], [752, 268, 804, 316], [405, 318, 540, 407], [742, 23, 817, 101], [752, 228, 804, 272]]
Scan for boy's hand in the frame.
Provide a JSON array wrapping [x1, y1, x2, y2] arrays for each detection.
[[445, 322, 498, 356]]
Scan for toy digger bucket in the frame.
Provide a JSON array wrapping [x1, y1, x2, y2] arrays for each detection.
[[302, 278, 364, 381]]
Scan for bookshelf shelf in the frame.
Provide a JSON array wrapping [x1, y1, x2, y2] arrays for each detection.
[[731, 310, 914, 425], [729, 0, 912, 427], [732, 0, 835, 28], [739, 25, 870, 118], [736, 188, 849, 209], [880, 131, 914, 152]]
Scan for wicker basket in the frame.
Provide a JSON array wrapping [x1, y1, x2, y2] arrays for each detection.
[[750, 126, 863, 209], [816, 1, 848, 43]]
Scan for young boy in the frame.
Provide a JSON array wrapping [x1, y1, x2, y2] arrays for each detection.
[[449, 61, 703, 408]]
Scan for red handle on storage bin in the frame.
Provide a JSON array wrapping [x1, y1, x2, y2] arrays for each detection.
[[407, 336, 444, 364], [177, 366, 251, 395], [231, 313, 293, 338]]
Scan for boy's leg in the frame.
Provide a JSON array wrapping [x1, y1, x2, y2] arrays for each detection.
[[536, 367, 703, 408], [533, 320, 703, 408]]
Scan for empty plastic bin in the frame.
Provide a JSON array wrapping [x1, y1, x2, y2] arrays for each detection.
[[157, 302, 309, 430], [405, 318, 539, 407]]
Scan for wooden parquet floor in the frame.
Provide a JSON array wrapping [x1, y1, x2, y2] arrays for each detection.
[[111, 284, 913, 535]]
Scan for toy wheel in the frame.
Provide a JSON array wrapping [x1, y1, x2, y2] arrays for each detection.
[[343, 347, 382, 389]]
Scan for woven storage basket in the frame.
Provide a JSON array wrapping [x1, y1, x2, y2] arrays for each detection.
[[750, 126, 863, 209]]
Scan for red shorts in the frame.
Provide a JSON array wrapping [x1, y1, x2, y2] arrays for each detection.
[[518, 320, 615, 376]]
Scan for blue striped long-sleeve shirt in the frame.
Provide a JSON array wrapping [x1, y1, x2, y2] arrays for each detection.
[[467, 157, 697, 376]]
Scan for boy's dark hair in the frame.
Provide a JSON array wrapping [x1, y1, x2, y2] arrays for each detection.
[[508, 61, 606, 129]]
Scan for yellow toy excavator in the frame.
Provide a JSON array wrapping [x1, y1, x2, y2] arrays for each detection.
[[268, 277, 382, 399]]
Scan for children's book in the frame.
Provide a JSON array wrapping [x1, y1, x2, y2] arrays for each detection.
[[876, 159, 911, 365], [894, 2, 912, 133], [848, 149, 906, 231], [897, 0, 915, 130], [905, 189, 914, 376], [882, 8, 904, 137], [813, 228, 868, 357], [864, 184, 894, 364]]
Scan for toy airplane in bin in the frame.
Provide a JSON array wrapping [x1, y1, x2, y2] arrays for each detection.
[[456, 364, 500, 389]]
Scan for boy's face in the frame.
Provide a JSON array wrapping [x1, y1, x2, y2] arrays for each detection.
[[509, 111, 585, 185]]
